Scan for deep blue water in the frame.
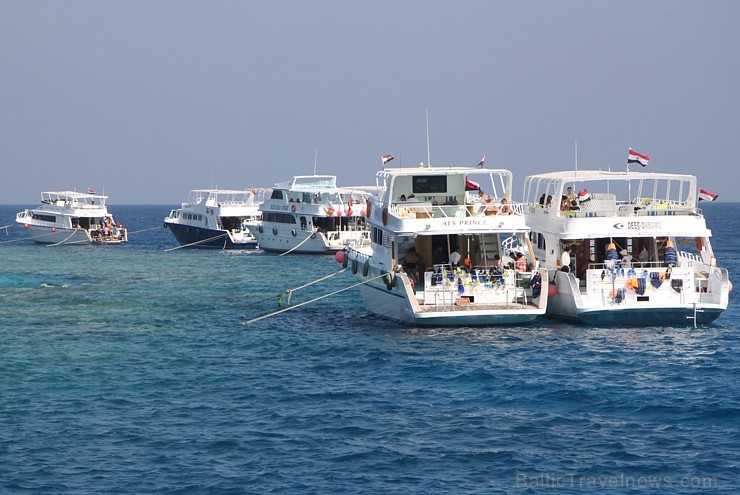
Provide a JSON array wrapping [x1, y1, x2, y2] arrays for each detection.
[[1, 204, 738, 494]]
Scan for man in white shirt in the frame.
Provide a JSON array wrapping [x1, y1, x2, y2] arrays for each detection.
[[449, 249, 461, 267], [560, 245, 572, 272], [620, 249, 632, 269]]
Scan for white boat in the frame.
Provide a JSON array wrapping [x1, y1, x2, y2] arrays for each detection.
[[16, 191, 128, 245], [247, 175, 372, 254], [523, 169, 730, 326], [343, 166, 548, 326], [164, 189, 267, 249]]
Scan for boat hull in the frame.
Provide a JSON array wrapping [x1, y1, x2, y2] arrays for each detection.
[[165, 223, 257, 249], [546, 291, 725, 326], [22, 226, 92, 245]]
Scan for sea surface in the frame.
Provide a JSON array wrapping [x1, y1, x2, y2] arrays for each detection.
[[1, 203, 738, 494]]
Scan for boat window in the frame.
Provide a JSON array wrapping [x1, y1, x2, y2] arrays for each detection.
[[270, 190, 284, 200], [32, 213, 56, 223], [412, 175, 447, 194]]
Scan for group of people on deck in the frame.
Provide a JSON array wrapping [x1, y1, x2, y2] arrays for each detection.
[[479, 191, 513, 215], [560, 241, 677, 273], [539, 187, 592, 212]]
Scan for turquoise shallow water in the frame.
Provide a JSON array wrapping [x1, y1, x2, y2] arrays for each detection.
[[1, 204, 739, 494]]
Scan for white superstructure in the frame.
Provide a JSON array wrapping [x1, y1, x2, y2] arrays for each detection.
[[344, 166, 548, 326], [523, 169, 729, 325], [247, 175, 372, 254], [16, 191, 127, 245]]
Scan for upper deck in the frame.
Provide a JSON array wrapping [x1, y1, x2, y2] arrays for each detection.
[[522, 170, 711, 237], [369, 166, 529, 235]]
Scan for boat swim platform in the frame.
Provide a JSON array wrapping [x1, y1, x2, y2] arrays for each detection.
[[415, 302, 534, 312]]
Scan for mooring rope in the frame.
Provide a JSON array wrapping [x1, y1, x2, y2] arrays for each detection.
[[242, 271, 387, 325], [164, 232, 229, 251], [243, 268, 348, 309], [279, 229, 319, 256]]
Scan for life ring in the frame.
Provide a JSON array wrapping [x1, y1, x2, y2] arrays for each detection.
[[163, 222, 168, 228], [291, 229, 297, 237], [695, 237, 703, 251], [362, 259, 370, 277], [366, 201, 372, 218], [272, 227, 278, 235], [291, 204, 296, 213], [382, 208, 388, 225], [342, 252, 349, 268], [351, 259, 358, 274], [382, 271, 393, 290]]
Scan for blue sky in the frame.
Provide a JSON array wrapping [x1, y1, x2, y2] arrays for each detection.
[[2, 1, 738, 204]]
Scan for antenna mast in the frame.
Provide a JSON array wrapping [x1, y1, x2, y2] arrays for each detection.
[[426, 109, 431, 167], [313, 148, 318, 175]]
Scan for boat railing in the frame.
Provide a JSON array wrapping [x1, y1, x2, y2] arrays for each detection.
[[526, 199, 699, 219], [419, 266, 538, 307], [389, 200, 524, 220]]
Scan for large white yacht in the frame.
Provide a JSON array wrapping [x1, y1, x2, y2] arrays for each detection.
[[343, 165, 548, 326], [164, 189, 267, 249], [523, 169, 729, 326], [16, 191, 127, 245], [247, 175, 372, 254]]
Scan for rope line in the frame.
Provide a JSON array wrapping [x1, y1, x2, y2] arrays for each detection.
[[242, 271, 387, 325], [279, 229, 319, 256], [242, 268, 347, 309], [164, 233, 228, 251]]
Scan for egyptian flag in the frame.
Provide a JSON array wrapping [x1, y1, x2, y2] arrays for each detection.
[[465, 178, 481, 190], [698, 189, 718, 202], [628, 148, 650, 167], [381, 154, 394, 166], [477, 154, 486, 168]]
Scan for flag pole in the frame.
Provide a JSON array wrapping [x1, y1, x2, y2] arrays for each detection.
[[574, 141, 578, 176]]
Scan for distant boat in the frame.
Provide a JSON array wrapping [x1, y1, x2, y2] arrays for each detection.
[[164, 189, 267, 249], [523, 169, 729, 326], [247, 175, 373, 254], [16, 191, 128, 245], [343, 165, 548, 326]]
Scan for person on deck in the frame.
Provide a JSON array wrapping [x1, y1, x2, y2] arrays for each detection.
[[400, 247, 425, 283], [560, 245, 572, 272], [639, 246, 650, 266], [449, 248, 461, 267], [620, 249, 633, 269]]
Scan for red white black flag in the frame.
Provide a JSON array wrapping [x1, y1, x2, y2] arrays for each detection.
[[628, 148, 650, 167], [698, 189, 718, 202], [381, 154, 394, 166]]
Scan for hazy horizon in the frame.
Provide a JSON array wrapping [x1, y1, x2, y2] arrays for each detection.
[[3, 1, 739, 204]]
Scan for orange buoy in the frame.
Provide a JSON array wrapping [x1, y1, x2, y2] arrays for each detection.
[[24, 224, 29, 228], [327, 208, 334, 216], [548, 284, 558, 297], [335, 251, 345, 265], [51, 227, 57, 232]]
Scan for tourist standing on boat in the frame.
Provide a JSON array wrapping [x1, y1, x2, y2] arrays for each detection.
[[639, 246, 650, 266], [449, 248, 461, 267], [620, 249, 632, 269], [560, 245, 572, 272]]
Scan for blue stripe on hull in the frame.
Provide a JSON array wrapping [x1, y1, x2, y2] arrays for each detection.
[[562, 307, 724, 326], [165, 224, 257, 249]]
